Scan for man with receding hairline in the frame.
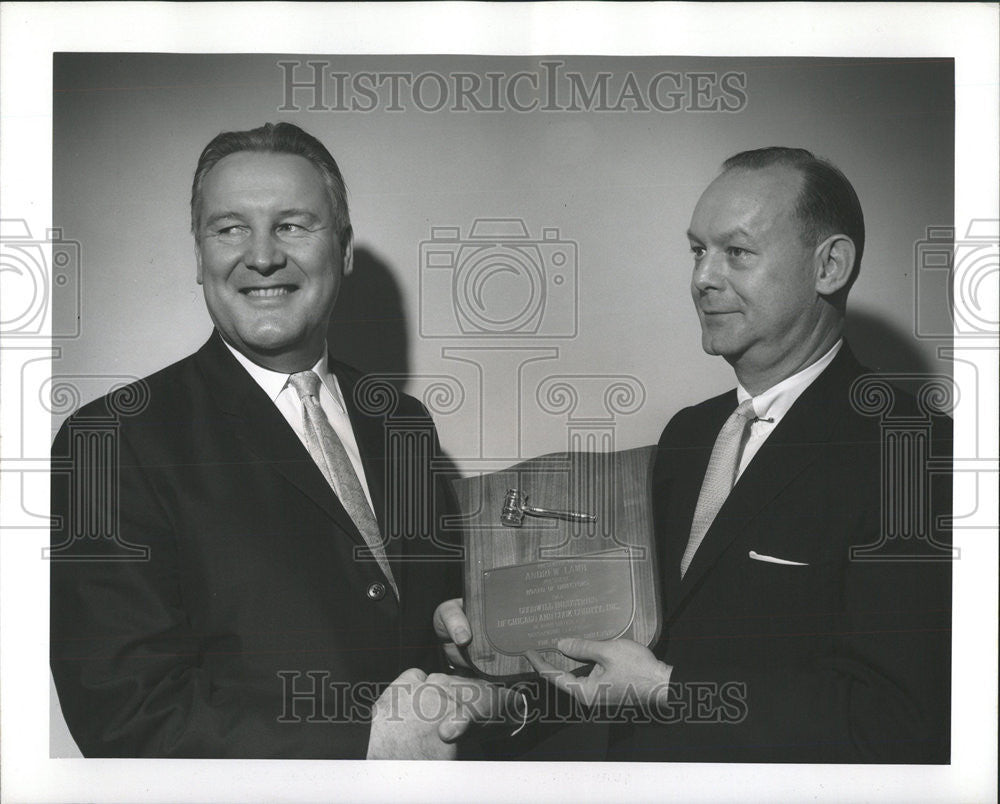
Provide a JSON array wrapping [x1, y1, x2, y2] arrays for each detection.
[[440, 147, 952, 762], [50, 122, 492, 759]]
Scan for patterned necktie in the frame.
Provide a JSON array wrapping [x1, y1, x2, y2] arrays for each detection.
[[680, 398, 757, 578], [288, 370, 398, 599]]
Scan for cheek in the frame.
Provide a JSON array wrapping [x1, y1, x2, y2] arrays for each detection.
[[725, 276, 752, 309], [756, 291, 805, 335], [313, 253, 344, 287], [198, 249, 236, 282], [772, 274, 813, 313]]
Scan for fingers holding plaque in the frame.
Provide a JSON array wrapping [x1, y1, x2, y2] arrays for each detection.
[[453, 448, 661, 682]]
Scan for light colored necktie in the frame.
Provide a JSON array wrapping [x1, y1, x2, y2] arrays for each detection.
[[680, 398, 757, 578], [288, 370, 398, 599]]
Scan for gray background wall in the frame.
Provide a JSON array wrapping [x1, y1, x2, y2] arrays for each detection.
[[52, 54, 953, 474]]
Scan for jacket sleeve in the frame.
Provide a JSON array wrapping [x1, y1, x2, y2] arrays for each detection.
[[49, 416, 373, 758]]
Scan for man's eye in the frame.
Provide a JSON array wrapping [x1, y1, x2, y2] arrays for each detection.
[[216, 225, 247, 237], [726, 246, 750, 258], [690, 245, 705, 259], [276, 223, 305, 234]]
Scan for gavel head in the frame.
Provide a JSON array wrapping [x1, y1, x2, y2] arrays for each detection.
[[500, 488, 526, 527]]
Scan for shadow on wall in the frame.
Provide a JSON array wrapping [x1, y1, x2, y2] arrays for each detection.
[[327, 246, 410, 380], [845, 307, 940, 376]]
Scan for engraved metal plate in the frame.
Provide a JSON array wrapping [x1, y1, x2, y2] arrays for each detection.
[[482, 547, 635, 655]]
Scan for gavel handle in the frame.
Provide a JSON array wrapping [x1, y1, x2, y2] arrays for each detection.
[[521, 505, 598, 523]]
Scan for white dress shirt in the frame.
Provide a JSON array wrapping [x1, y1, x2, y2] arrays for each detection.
[[223, 341, 377, 516], [734, 340, 843, 480]]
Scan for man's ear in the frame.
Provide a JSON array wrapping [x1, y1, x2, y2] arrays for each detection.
[[814, 234, 855, 296], [342, 228, 355, 276], [195, 242, 205, 285]]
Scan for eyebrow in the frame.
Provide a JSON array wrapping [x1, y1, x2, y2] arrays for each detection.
[[203, 209, 321, 227], [276, 209, 321, 221], [203, 212, 242, 228]]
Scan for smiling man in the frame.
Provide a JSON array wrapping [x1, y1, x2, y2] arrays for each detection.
[[440, 147, 954, 762], [50, 123, 476, 758]]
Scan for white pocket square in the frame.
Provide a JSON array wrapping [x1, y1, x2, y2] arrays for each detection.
[[748, 550, 809, 566]]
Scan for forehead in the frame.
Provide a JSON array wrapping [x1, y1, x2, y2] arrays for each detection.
[[199, 151, 330, 212], [691, 165, 803, 235]]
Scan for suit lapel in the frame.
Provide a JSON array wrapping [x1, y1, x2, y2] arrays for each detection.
[[670, 346, 862, 611], [659, 393, 733, 614], [195, 332, 371, 548]]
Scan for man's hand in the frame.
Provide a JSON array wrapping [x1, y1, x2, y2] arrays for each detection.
[[435, 676, 527, 742], [433, 598, 473, 670], [525, 638, 673, 709], [431, 600, 533, 739], [366, 668, 459, 759]]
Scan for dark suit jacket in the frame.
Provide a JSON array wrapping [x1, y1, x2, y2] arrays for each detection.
[[50, 331, 461, 758], [609, 344, 952, 763]]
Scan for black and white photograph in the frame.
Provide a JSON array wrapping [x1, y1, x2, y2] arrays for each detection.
[[0, 3, 997, 802]]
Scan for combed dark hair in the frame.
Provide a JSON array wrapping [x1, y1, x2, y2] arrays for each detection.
[[722, 147, 864, 287], [190, 122, 351, 244]]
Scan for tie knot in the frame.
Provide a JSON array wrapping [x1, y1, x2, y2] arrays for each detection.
[[288, 370, 322, 401], [734, 398, 756, 422]]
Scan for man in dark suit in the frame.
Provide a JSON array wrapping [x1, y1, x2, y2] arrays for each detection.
[[50, 122, 482, 758], [496, 147, 951, 762]]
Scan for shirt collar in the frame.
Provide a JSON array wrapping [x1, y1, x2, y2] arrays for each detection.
[[221, 339, 347, 413], [737, 339, 842, 424]]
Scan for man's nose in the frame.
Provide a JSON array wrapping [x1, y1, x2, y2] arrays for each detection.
[[692, 251, 725, 292], [244, 231, 286, 272]]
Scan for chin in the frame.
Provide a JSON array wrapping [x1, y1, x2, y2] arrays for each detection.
[[701, 325, 747, 356], [701, 335, 729, 357], [236, 326, 304, 355]]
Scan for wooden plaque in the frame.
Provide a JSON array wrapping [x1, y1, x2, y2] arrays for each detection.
[[452, 447, 660, 681]]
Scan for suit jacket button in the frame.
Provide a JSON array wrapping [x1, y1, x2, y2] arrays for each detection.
[[366, 582, 386, 601]]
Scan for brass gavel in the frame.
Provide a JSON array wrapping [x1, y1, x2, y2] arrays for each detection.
[[500, 488, 598, 527]]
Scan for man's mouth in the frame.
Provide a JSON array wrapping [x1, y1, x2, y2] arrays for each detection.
[[241, 285, 295, 298]]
